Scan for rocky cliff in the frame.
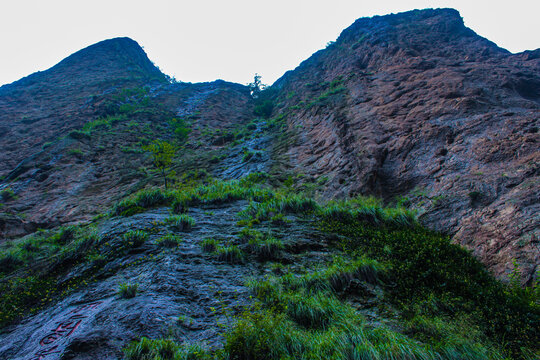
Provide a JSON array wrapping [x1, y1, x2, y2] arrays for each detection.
[[271, 8, 539, 283], [0, 8, 538, 360]]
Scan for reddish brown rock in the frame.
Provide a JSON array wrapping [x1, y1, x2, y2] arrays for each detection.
[[272, 8, 539, 283]]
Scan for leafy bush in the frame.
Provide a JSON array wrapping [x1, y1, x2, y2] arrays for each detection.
[[283, 291, 347, 330], [48, 226, 76, 245], [319, 218, 539, 359], [319, 195, 416, 228]]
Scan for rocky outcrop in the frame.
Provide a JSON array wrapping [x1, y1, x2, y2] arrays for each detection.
[[0, 9, 537, 284], [0, 38, 166, 179], [0, 39, 253, 233], [271, 8, 539, 283]]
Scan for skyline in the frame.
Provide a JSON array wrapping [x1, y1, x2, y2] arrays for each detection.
[[1, 0, 539, 87]]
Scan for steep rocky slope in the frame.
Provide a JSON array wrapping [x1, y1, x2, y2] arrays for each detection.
[[0, 38, 253, 238], [0, 8, 538, 360], [270, 8, 539, 283]]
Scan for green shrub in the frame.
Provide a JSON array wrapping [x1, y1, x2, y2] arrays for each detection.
[[118, 282, 139, 299], [288, 257, 385, 294], [284, 291, 347, 329], [253, 100, 274, 118], [124, 337, 177, 359], [239, 194, 319, 222], [237, 228, 262, 243], [319, 218, 539, 359], [319, 195, 416, 228], [48, 226, 76, 245]]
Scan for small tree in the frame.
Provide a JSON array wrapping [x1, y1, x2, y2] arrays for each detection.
[[248, 73, 265, 99], [143, 140, 176, 189]]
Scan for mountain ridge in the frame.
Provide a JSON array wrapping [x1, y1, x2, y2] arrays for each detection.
[[0, 8, 538, 360]]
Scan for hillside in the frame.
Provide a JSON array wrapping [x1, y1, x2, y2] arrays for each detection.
[[0, 8, 538, 360]]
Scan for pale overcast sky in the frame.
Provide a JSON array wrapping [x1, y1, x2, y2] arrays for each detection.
[[0, 0, 538, 87]]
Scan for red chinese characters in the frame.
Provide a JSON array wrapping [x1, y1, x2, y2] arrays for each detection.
[[29, 301, 104, 359]]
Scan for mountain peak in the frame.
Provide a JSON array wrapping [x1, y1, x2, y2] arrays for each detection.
[[0, 37, 165, 94], [336, 8, 505, 56], [51, 36, 164, 81]]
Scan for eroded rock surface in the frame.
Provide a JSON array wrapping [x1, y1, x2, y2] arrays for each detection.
[[272, 8, 539, 282]]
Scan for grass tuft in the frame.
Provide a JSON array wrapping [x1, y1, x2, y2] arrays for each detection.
[[122, 230, 148, 248], [216, 246, 244, 264], [118, 282, 138, 299], [166, 214, 195, 231]]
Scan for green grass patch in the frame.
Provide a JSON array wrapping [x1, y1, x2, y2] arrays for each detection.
[[121, 230, 148, 248], [215, 245, 244, 264], [166, 214, 195, 231], [155, 234, 183, 248], [118, 282, 139, 299]]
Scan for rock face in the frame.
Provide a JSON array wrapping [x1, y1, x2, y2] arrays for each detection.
[[0, 37, 253, 236], [0, 37, 165, 179], [0, 10, 537, 281], [0, 11, 538, 358], [271, 8, 539, 283]]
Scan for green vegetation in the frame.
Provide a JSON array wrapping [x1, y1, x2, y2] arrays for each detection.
[[249, 74, 278, 119], [247, 236, 284, 261], [118, 282, 139, 299], [225, 255, 505, 360], [143, 140, 177, 189], [166, 214, 195, 231], [318, 215, 538, 359], [0, 226, 83, 275], [113, 188, 175, 216], [0, 227, 102, 327], [309, 76, 348, 108], [201, 238, 218, 252], [113, 177, 274, 218], [121, 230, 148, 248], [124, 337, 213, 360], [0, 187, 15, 201], [0, 169, 536, 359], [216, 245, 244, 264], [155, 234, 183, 248], [169, 118, 191, 144], [67, 148, 84, 157], [115, 177, 537, 359]]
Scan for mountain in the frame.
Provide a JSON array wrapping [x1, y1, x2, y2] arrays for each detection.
[[271, 8, 540, 284], [0, 8, 538, 360]]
